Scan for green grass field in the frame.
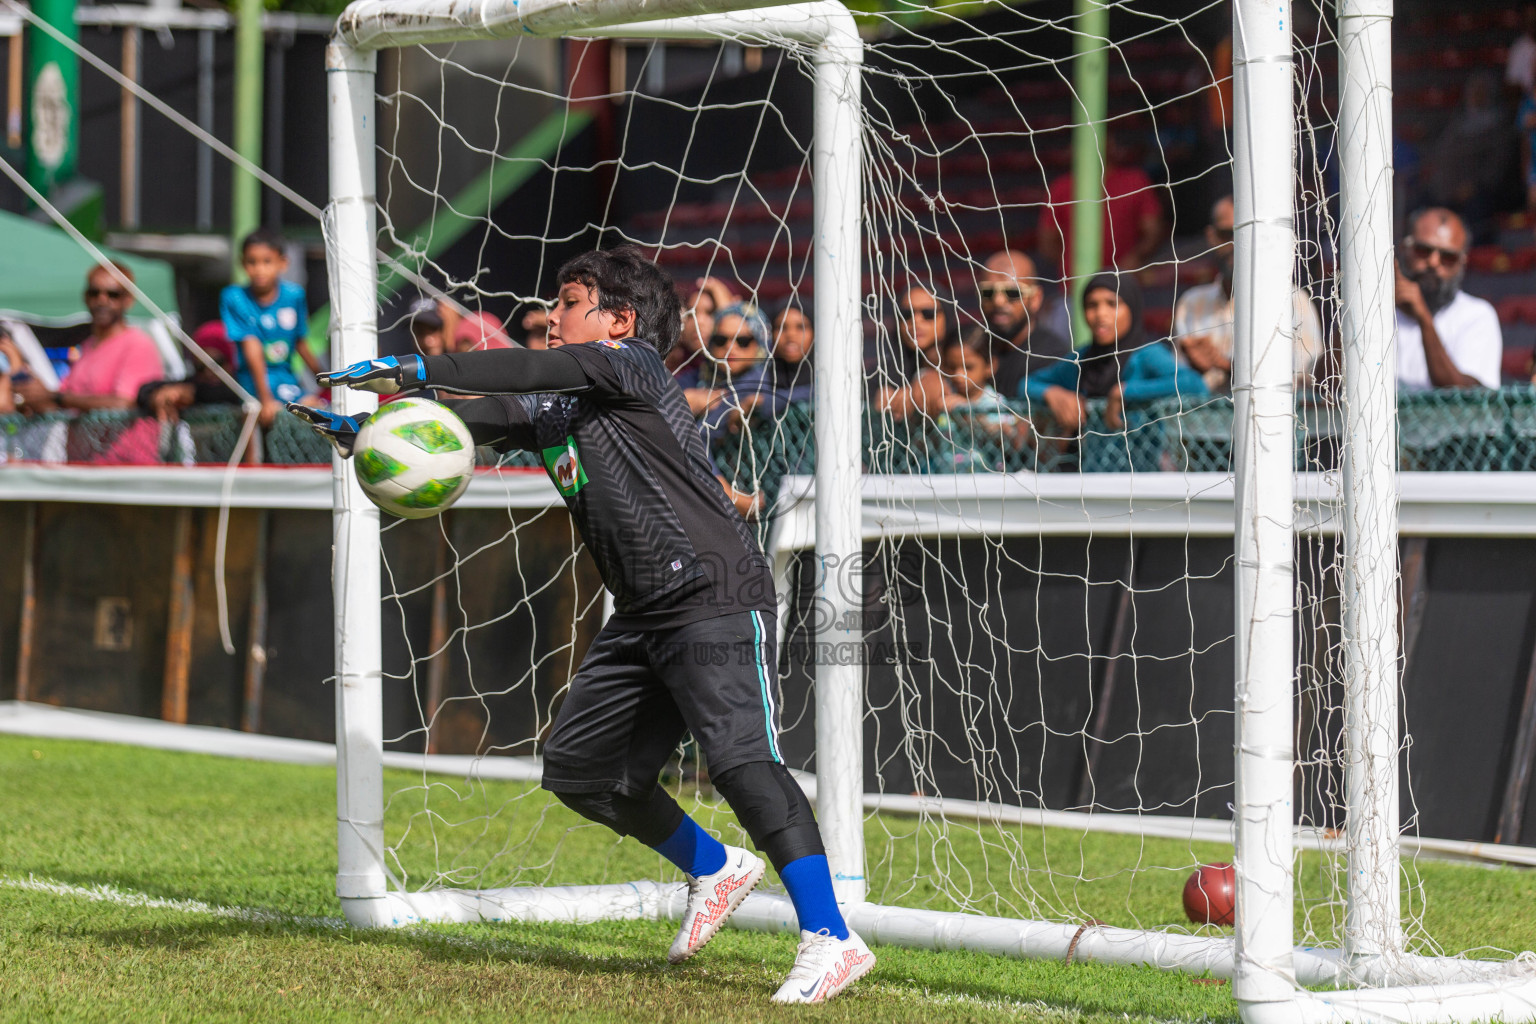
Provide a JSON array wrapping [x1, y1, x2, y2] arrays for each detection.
[[4, 735, 1536, 1023]]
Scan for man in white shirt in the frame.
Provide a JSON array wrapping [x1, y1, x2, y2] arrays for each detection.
[[1173, 195, 1324, 393], [1394, 207, 1502, 390]]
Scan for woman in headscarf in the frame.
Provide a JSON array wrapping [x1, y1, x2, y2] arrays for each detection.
[[1019, 271, 1206, 433], [769, 301, 815, 408], [700, 301, 775, 521], [697, 301, 775, 435]]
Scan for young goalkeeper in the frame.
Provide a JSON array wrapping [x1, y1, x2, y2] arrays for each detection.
[[291, 246, 874, 1005]]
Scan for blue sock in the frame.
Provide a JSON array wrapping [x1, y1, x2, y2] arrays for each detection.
[[651, 816, 728, 878], [778, 854, 849, 939]]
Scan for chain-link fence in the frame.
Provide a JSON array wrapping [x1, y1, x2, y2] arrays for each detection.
[[4, 388, 1535, 479], [0, 408, 338, 466]]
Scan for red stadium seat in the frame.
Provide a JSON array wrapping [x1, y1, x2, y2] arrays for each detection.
[[1498, 296, 1536, 325], [1501, 346, 1534, 381], [1467, 246, 1509, 273]]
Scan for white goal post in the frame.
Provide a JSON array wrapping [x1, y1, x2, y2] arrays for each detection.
[[326, 0, 867, 921], [322, 1, 1536, 1021]]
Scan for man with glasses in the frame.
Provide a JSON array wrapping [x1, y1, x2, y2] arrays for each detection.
[[1393, 207, 1502, 390], [971, 250, 1071, 398], [1173, 195, 1323, 394], [12, 263, 164, 415]]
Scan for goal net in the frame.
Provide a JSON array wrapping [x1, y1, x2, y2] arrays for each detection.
[[324, 0, 1536, 1018]]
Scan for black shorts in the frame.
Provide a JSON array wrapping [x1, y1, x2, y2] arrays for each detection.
[[540, 610, 782, 797]]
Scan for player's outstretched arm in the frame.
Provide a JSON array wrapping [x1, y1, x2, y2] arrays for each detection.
[[319, 349, 590, 399], [420, 348, 591, 397], [287, 404, 369, 456]]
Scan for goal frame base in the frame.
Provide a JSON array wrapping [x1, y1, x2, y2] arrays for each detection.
[[342, 883, 1536, 998]]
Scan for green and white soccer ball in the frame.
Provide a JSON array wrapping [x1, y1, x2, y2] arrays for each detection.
[[352, 397, 475, 519]]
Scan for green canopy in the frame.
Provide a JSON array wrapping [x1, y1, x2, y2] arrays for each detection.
[[0, 211, 178, 325]]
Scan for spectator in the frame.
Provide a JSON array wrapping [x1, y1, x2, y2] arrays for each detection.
[[769, 302, 814, 406], [1038, 133, 1165, 279], [135, 321, 240, 422], [872, 284, 956, 421], [934, 333, 1028, 470], [450, 304, 512, 352], [1173, 195, 1324, 393], [519, 304, 550, 350], [1023, 272, 1207, 434], [673, 276, 737, 388], [407, 294, 515, 355], [1394, 207, 1503, 390], [1507, 5, 1536, 98], [221, 228, 323, 428], [1427, 72, 1506, 237], [970, 250, 1072, 398], [13, 263, 165, 417], [698, 301, 773, 521], [0, 328, 20, 416], [403, 298, 491, 405], [705, 303, 772, 387], [694, 301, 774, 429], [407, 296, 450, 357], [940, 334, 1005, 409]]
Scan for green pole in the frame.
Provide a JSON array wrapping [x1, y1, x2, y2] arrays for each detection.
[[231, 0, 264, 276], [25, 0, 79, 196], [1068, 0, 1108, 348]]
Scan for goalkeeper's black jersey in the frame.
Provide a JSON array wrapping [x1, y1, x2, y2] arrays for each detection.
[[425, 339, 776, 631]]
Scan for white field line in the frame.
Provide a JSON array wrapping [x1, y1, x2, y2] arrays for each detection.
[[1, 875, 1063, 1016], [0, 701, 544, 782], [0, 875, 348, 930], [0, 875, 626, 961]]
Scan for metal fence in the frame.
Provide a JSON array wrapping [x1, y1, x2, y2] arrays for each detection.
[[4, 387, 1535, 480], [0, 408, 339, 466], [714, 386, 1536, 486]]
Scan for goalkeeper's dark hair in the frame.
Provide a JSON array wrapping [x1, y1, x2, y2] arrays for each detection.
[[557, 245, 683, 356]]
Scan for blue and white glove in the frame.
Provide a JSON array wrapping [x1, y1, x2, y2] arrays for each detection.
[[287, 403, 370, 457], [316, 354, 427, 396]]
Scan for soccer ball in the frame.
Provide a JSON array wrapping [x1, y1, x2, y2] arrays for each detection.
[[1181, 862, 1236, 926], [352, 397, 475, 519]]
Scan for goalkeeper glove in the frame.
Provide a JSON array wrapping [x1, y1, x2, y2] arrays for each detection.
[[316, 354, 427, 395], [287, 403, 370, 457]]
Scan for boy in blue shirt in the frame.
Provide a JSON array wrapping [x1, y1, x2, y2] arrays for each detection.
[[222, 227, 323, 426]]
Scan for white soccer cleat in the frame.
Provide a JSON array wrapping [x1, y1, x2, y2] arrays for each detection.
[[769, 928, 876, 1004], [666, 845, 766, 964]]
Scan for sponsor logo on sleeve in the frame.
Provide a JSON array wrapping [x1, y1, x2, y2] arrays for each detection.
[[541, 435, 589, 497]]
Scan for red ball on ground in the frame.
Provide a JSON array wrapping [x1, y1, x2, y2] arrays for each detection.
[[1182, 862, 1236, 926]]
